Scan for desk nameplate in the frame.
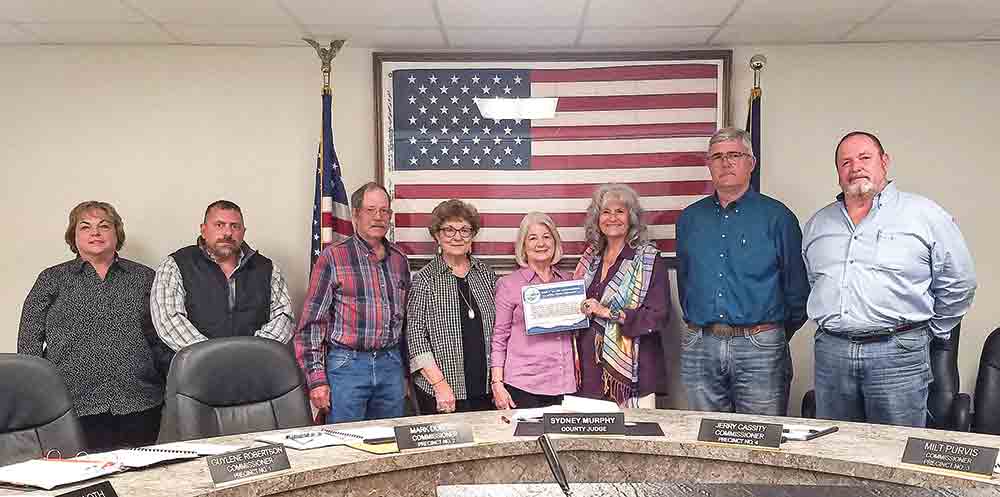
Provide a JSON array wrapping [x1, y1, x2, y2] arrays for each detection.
[[901, 437, 998, 477], [697, 419, 783, 449], [395, 422, 474, 450], [206, 443, 290, 485], [56, 481, 118, 497], [542, 413, 625, 435]]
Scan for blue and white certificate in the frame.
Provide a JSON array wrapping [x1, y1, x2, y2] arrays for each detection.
[[522, 279, 589, 335]]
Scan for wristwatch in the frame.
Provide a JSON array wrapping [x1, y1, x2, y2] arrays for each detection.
[[609, 309, 624, 322]]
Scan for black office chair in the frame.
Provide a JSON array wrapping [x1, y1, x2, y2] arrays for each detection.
[[801, 322, 970, 430], [0, 354, 86, 465], [157, 337, 312, 442], [972, 327, 1000, 434]]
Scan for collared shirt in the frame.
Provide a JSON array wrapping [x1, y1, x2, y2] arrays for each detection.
[[150, 242, 294, 351], [490, 266, 577, 396], [676, 189, 810, 330], [802, 182, 977, 338], [295, 234, 411, 389], [406, 256, 499, 399], [18, 256, 163, 417]]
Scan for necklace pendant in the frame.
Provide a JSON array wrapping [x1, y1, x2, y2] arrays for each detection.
[[468, 308, 476, 319]]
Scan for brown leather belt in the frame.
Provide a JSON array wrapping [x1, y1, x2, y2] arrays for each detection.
[[686, 322, 781, 338]]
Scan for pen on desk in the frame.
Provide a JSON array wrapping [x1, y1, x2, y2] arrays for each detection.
[[501, 415, 512, 424], [363, 436, 397, 445]]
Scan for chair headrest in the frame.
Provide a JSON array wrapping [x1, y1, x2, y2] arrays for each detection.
[[167, 337, 303, 407], [983, 327, 1000, 370], [0, 354, 74, 432]]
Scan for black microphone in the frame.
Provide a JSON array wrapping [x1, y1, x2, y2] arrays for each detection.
[[537, 434, 572, 497]]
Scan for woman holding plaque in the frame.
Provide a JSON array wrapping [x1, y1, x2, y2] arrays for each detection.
[[575, 184, 670, 408], [491, 212, 578, 409], [406, 199, 499, 414]]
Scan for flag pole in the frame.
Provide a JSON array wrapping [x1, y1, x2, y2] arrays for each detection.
[[747, 54, 766, 192], [303, 39, 346, 94], [304, 39, 350, 267]]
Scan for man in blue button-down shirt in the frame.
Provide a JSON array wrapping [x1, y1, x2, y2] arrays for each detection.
[[802, 131, 976, 427], [677, 128, 809, 416]]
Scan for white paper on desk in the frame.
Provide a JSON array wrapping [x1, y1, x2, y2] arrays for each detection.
[[560, 395, 621, 413], [0, 458, 122, 490], [512, 406, 566, 421], [153, 441, 248, 456], [86, 448, 199, 468], [324, 426, 396, 440], [256, 430, 346, 450]]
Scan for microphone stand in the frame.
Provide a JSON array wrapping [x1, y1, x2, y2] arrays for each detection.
[[537, 435, 572, 497]]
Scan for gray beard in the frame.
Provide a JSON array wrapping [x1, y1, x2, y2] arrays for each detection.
[[844, 179, 875, 198]]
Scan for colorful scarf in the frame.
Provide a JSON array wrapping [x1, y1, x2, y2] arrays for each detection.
[[573, 242, 658, 407]]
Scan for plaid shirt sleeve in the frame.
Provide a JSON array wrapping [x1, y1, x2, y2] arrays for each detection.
[[254, 263, 294, 344], [151, 257, 209, 352], [294, 250, 339, 389], [405, 271, 435, 373]]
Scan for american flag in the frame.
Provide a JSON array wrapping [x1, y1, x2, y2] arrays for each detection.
[[384, 61, 723, 258], [311, 90, 352, 266]]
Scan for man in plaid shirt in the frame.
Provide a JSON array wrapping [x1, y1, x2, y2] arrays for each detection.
[[295, 183, 411, 423]]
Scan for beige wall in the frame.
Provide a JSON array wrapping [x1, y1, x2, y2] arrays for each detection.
[[2, 42, 997, 414]]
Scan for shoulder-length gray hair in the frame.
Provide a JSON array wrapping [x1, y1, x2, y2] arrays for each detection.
[[514, 212, 563, 267], [582, 183, 648, 253]]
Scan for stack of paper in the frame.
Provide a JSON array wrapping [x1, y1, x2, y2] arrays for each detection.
[[0, 458, 122, 490], [560, 395, 621, 412]]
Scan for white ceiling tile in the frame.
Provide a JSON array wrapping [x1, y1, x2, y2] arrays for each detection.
[[129, 0, 294, 26], [580, 27, 716, 47], [306, 25, 446, 49], [166, 23, 306, 45], [0, 0, 144, 23], [875, 0, 1000, 23], [281, 0, 438, 27], [846, 22, 995, 42], [438, 0, 586, 27], [728, 0, 889, 25], [22, 22, 174, 44], [585, 0, 739, 28], [712, 23, 854, 44], [0, 23, 36, 43], [447, 28, 578, 48]]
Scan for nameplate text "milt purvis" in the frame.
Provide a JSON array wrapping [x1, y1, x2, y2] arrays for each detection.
[[902, 437, 999, 477]]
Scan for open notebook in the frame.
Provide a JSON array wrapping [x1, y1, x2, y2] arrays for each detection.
[[256, 426, 396, 450]]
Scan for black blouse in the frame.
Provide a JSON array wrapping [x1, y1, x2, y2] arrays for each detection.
[[18, 257, 164, 417]]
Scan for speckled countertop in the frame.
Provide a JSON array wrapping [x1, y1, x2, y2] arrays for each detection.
[[22, 409, 1000, 497]]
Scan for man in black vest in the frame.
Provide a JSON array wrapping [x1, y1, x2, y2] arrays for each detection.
[[150, 200, 293, 372]]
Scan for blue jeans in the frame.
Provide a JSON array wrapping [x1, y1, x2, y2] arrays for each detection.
[[814, 326, 932, 427], [681, 327, 789, 415], [325, 346, 405, 424]]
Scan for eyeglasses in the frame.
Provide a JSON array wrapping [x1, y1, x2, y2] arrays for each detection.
[[362, 207, 393, 218], [708, 151, 752, 163], [440, 226, 474, 238]]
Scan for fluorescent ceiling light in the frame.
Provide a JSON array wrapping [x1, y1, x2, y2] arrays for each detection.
[[473, 97, 558, 120]]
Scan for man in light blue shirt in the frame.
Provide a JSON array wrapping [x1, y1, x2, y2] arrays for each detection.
[[802, 131, 976, 427]]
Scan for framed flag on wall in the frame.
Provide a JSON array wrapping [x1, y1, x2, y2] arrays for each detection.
[[374, 51, 732, 269]]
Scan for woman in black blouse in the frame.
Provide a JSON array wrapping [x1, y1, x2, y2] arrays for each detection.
[[406, 199, 499, 414], [18, 201, 164, 452]]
